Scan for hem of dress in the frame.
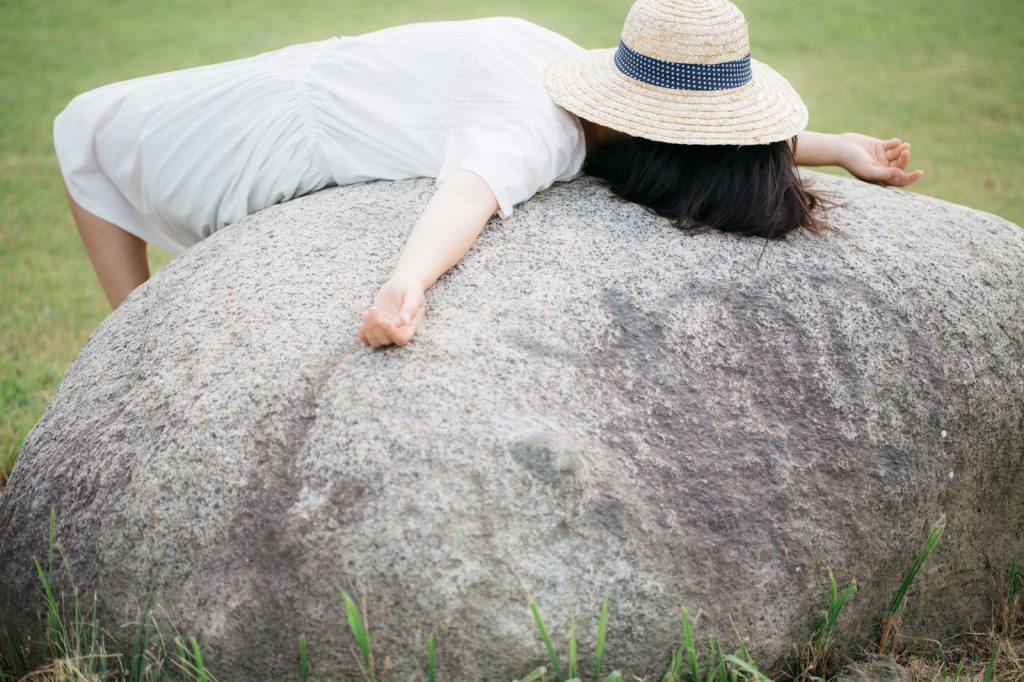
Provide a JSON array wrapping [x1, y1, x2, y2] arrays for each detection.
[[434, 168, 512, 220], [63, 176, 190, 257]]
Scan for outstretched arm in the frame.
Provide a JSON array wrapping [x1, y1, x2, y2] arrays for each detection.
[[795, 131, 924, 187], [357, 169, 498, 348]]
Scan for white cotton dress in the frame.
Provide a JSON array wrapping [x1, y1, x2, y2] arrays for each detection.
[[53, 17, 589, 255]]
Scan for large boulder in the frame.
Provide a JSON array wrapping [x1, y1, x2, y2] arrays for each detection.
[[1, 172, 1022, 680]]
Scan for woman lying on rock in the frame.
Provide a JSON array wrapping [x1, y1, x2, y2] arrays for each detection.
[[55, 0, 922, 348]]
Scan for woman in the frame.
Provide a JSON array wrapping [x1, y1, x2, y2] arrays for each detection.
[[54, 0, 922, 348]]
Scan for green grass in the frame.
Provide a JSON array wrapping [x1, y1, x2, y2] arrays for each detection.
[[1, 0, 1022, 484], [427, 631, 437, 682], [341, 589, 377, 682], [299, 633, 309, 682], [521, 596, 622, 682], [1, 508, 217, 681], [3, 509, 1021, 679], [655, 606, 769, 681], [778, 567, 857, 679], [877, 514, 946, 656]]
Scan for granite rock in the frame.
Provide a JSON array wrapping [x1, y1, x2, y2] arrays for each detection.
[[1, 172, 1023, 680]]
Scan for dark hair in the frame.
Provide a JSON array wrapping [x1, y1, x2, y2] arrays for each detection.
[[583, 134, 835, 240]]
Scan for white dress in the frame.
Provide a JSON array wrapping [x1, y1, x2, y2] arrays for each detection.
[[53, 17, 589, 256]]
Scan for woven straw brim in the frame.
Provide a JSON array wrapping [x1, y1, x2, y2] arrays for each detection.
[[543, 48, 808, 145]]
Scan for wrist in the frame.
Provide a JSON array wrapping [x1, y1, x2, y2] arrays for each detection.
[[388, 268, 429, 293], [795, 130, 844, 167], [835, 132, 860, 170]]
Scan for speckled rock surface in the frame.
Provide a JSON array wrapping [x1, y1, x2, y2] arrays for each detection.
[[1, 172, 1023, 680]]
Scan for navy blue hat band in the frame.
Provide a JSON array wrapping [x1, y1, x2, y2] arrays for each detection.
[[614, 39, 753, 91]]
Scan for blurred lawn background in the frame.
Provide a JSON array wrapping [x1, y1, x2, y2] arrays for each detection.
[[1, 0, 1022, 485]]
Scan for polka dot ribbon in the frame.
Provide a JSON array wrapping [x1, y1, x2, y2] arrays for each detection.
[[614, 39, 752, 91]]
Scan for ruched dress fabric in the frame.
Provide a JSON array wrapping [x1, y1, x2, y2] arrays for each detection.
[[53, 17, 588, 256]]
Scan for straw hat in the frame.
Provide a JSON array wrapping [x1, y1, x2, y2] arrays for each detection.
[[543, 0, 808, 145]]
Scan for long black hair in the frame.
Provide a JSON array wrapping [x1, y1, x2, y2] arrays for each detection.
[[583, 134, 835, 240]]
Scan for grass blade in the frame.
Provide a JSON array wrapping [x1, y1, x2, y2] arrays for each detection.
[[32, 556, 64, 652], [952, 657, 966, 681], [670, 644, 683, 681], [899, 634, 946, 672], [804, 568, 856, 676], [299, 633, 309, 682], [427, 632, 436, 682], [529, 600, 564, 681], [877, 514, 945, 654], [2, 623, 28, 675], [514, 666, 547, 682], [176, 636, 189, 667], [681, 607, 699, 682], [568, 615, 577, 679], [92, 631, 110, 677], [340, 590, 376, 682], [87, 593, 101, 675], [593, 596, 609, 682], [66, 556, 84, 663], [132, 546, 167, 681], [703, 634, 715, 680], [984, 637, 1001, 682], [172, 634, 212, 681], [191, 636, 209, 682], [724, 655, 772, 681]]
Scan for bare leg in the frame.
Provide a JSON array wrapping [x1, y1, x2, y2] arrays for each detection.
[[66, 187, 150, 309]]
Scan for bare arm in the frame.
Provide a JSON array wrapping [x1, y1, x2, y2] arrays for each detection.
[[357, 169, 499, 348], [794, 130, 845, 166], [795, 131, 924, 187]]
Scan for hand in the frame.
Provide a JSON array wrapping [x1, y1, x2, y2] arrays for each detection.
[[357, 275, 425, 348], [839, 133, 924, 187]]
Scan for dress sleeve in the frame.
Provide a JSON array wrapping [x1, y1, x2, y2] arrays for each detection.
[[434, 118, 570, 220]]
